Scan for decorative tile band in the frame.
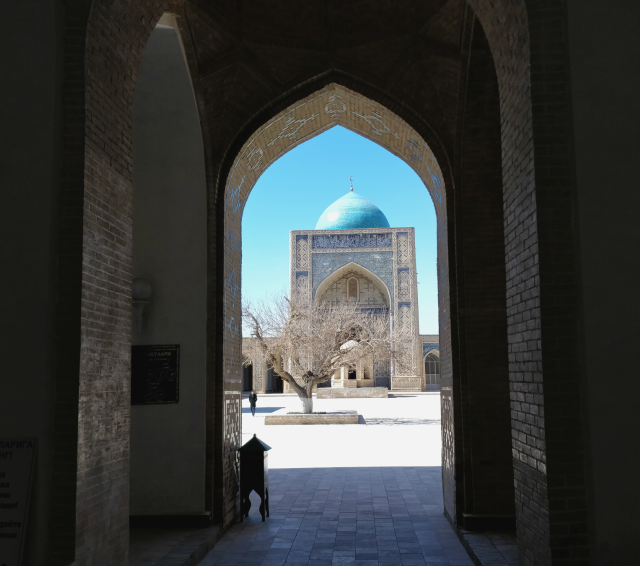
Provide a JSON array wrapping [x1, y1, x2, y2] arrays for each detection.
[[312, 233, 392, 249]]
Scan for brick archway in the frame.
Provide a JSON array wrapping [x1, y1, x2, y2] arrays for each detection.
[[53, 0, 588, 564], [219, 82, 452, 528]]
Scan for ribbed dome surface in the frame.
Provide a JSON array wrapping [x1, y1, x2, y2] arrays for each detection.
[[315, 191, 390, 230]]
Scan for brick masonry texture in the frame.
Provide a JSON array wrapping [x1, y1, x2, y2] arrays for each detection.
[[53, 1, 165, 563], [455, 13, 515, 522], [54, 1, 589, 564]]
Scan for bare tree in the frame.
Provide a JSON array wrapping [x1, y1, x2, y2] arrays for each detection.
[[242, 294, 411, 413]]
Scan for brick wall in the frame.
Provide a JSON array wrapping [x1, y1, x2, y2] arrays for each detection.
[[526, 1, 589, 562], [454, 12, 515, 521], [469, 0, 589, 563], [54, 1, 168, 563]]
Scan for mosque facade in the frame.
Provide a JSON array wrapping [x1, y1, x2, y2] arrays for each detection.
[[246, 187, 440, 393]]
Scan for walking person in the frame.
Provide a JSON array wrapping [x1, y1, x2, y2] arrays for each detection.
[[249, 390, 258, 416]]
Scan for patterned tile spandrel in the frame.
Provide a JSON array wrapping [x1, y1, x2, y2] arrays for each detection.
[[311, 252, 394, 301]]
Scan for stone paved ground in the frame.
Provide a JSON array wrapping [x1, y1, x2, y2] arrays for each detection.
[[461, 532, 518, 566], [200, 467, 473, 566], [200, 393, 475, 566]]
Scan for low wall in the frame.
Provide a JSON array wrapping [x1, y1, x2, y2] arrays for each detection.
[[391, 376, 422, 391], [317, 387, 388, 399], [265, 411, 359, 425]]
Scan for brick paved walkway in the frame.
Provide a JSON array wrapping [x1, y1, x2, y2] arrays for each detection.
[[200, 466, 474, 566]]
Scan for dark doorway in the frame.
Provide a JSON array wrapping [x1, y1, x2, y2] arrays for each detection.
[[348, 370, 357, 380], [243, 365, 253, 392]]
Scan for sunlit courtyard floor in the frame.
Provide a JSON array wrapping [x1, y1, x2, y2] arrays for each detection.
[[241, 393, 443, 469], [199, 392, 477, 566]]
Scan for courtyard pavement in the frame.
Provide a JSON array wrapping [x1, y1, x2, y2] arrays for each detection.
[[240, 393, 442, 469], [199, 393, 475, 566]]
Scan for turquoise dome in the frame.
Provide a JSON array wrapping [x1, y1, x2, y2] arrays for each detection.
[[315, 191, 390, 230]]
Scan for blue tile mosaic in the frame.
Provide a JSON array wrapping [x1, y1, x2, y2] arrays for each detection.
[[315, 191, 390, 230], [422, 342, 439, 356], [312, 233, 392, 249], [312, 251, 394, 301]]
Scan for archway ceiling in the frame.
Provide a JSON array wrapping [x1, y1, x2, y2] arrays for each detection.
[[183, 0, 467, 158]]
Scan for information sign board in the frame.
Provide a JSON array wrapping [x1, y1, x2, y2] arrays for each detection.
[[131, 344, 180, 405]]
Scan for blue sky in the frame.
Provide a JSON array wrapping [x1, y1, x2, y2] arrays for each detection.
[[241, 125, 439, 334]]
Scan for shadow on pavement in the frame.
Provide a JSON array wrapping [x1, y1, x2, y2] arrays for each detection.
[[203, 466, 479, 566]]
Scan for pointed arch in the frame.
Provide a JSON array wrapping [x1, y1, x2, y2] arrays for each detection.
[[225, 84, 447, 225], [314, 261, 392, 307], [424, 349, 440, 361]]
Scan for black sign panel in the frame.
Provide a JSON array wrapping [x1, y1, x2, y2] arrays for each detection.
[[0, 438, 36, 566], [131, 345, 180, 405]]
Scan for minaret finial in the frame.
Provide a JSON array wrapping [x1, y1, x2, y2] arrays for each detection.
[[350, 176, 353, 192]]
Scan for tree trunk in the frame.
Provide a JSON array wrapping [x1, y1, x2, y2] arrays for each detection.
[[280, 373, 315, 414], [297, 382, 315, 413], [299, 395, 313, 414]]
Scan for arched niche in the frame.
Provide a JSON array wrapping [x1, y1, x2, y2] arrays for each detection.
[[314, 261, 392, 308], [424, 349, 441, 387], [424, 348, 440, 360], [130, 18, 207, 520]]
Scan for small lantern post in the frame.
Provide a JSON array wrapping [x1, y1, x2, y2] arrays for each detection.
[[238, 434, 271, 521]]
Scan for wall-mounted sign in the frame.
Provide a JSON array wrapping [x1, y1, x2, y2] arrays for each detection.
[[0, 438, 36, 566], [131, 345, 180, 405]]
